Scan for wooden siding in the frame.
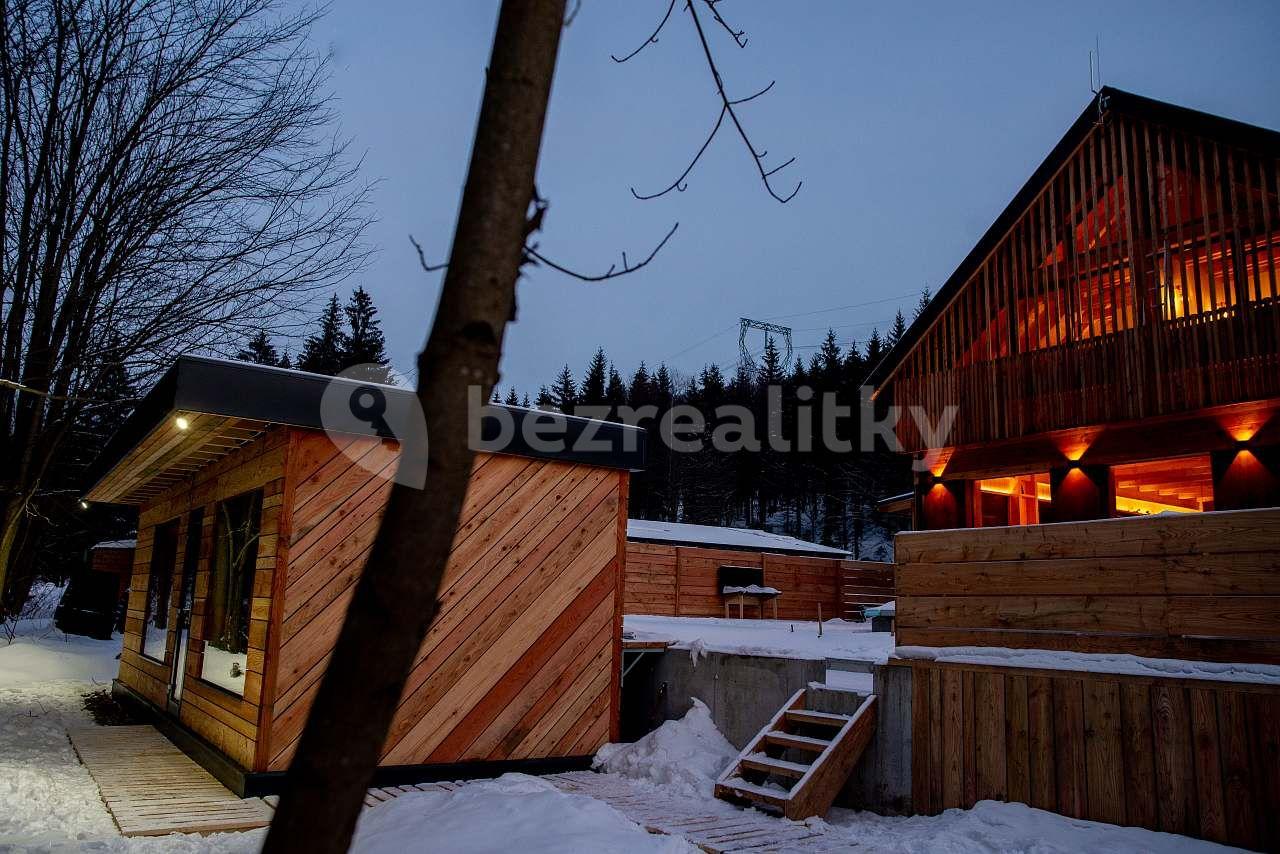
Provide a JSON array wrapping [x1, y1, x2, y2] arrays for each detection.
[[841, 560, 895, 619], [266, 430, 624, 771], [886, 111, 1280, 452], [622, 541, 860, 621], [118, 427, 287, 770], [905, 659, 1280, 850], [895, 507, 1280, 663]]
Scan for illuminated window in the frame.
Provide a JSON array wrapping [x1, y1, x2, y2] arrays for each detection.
[[976, 473, 1050, 527], [1113, 455, 1213, 515]]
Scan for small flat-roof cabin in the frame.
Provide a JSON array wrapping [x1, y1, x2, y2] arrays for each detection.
[[868, 88, 1280, 529], [84, 356, 643, 793]]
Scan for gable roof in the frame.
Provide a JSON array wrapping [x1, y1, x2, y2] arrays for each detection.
[[865, 86, 1280, 393]]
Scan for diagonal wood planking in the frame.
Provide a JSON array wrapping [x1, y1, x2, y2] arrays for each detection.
[[266, 431, 624, 770]]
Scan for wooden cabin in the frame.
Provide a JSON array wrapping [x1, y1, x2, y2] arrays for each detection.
[[83, 356, 643, 794], [624, 519, 894, 620], [867, 88, 1280, 531]]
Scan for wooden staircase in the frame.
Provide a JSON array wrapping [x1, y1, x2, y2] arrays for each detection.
[[713, 688, 877, 821]]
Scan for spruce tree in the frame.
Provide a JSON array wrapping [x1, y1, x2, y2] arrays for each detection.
[[298, 295, 347, 376], [550, 364, 577, 411], [914, 286, 932, 320], [279, 351, 293, 370], [628, 362, 650, 404], [535, 386, 554, 409], [605, 367, 627, 418], [238, 330, 282, 366], [580, 348, 608, 407], [521, 393, 532, 408], [864, 328, 885, 366], [504, 388, 520, 406], [888, 309, 907, 348], [342, 286, 391, 382]]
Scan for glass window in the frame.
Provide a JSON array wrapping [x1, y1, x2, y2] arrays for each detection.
[[142, 520, 179, 661], [201, 489, 263, 695], [976, 474, 1050, 527], [1113, 455, 1212, 516]]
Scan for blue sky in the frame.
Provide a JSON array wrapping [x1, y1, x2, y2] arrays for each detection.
[[308, 0, 1279, 396]]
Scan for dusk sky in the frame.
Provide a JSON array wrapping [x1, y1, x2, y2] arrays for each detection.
[[308, 1, 1280, 396]]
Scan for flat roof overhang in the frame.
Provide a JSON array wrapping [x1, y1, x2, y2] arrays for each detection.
[[85, 356, 646, 505]]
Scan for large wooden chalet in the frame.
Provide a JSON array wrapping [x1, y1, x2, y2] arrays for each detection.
[[868, 87, 1280, 530]]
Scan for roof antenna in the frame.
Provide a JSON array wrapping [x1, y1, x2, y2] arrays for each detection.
[[1089, 35, 1107, 124], [1088, 35, 1101, 94]]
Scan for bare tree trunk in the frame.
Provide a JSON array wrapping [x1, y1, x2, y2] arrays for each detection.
[[263, 2, 566, 852]]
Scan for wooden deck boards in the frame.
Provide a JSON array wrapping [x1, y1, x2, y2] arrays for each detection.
[[68, 726, 273, 837], [70, 725, 843, 850]]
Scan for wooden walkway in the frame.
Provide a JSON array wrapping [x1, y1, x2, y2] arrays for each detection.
[[544, 772, 854, 853], [68, 726, 273, 837], [70, 724, 852, 850]]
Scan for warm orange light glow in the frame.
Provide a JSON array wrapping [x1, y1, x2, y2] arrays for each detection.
[[978, 478, 1051, 502], [924, 448, 953, 478], [1054, 428, 1102, 462], [1115, 496, 1196, 516]]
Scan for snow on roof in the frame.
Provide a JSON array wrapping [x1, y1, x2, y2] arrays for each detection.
[[92, 539, 137, 550], [626, 519, 848, 557]]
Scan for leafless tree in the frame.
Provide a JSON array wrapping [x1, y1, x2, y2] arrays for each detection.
[[0, 0, 371, 608], [266, 2, 796, 851]]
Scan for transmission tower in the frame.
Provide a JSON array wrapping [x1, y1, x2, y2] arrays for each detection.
[[738, 317, 793, 376]]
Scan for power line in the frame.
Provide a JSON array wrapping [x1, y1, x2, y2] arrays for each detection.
[[758, 291, 916, 322]]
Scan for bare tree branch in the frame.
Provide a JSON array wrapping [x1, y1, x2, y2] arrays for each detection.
[[408, 234, 448, 272], [564, 0, 582, 27], [611, 0, 676, 63], [685, 0, 800, 203], [626, 0, 800, 204], [704, 0, 747, 48], [525, 221, 679, 281], [411, 213, 679, 284]]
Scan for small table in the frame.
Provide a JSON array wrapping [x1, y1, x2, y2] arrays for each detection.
[[722, 585, 780, 619]]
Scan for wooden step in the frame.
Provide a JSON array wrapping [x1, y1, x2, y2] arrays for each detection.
[[717, 688, 880, 823], [785, 709, 852, 728], [713, 778, 789, 810], [763, 731, 830, 752], [739, 755, 811, 779]]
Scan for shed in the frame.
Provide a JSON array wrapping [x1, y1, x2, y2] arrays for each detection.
[[83, 355, 643, 794], [623, 520, 892, 621]]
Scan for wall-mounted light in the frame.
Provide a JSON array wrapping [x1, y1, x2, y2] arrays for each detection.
[[175, 415, 190, 431], [78, 499, 89, 510]]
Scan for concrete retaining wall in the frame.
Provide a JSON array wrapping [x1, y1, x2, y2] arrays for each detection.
[[635, 648, 913, 814]]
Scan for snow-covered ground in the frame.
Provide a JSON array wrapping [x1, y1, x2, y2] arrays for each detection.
[[593, 696, 1237, 853], [624, 614, 895, 663], [0, 614, 1241, 852], [895, 645, 1280, 686]]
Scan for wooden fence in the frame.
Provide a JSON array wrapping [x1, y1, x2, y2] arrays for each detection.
[[624, 542, 893, 621], [895, 507, 1280, 664], [903, 658, 1280, 850], [841, 561, 895, 619]]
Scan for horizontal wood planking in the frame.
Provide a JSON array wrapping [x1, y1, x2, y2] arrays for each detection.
[[267, 431, 623, 771], [894, 508, 1280, 663], [841, 560, 895, 618], [117, 427, 289, 770], [906, 659, 1280, 850], [623, 542, 875, 621]]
